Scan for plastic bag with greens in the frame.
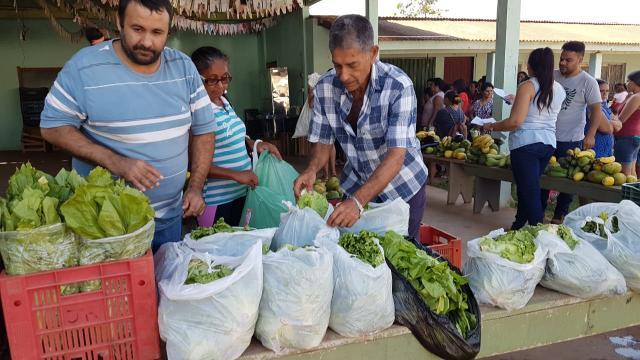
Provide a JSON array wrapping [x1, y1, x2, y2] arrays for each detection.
[[565, 200, 640, 291], [315, 228, 394, 337], [0, 223, 78, 275], [536, 229, 626, 298], [463, 229, 547, 310], [255, 245, 333, 352], [156, 240, 262, 360]]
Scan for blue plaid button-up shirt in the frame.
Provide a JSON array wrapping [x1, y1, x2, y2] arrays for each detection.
[[309, 60, 428, 202]]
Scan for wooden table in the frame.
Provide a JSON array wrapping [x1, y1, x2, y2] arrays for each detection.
[[463, 163, 622, 213], [423, 154, 474, 205]]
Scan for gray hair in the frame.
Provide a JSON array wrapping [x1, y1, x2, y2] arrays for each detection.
[[329, 14, 374, 53]]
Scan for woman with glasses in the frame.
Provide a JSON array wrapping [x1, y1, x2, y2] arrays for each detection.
[[191, 46, 281, 227]]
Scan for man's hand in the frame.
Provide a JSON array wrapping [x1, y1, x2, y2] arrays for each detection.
[[293, 170, 316, 198], [182, 187, 205, 218], [258, 141, 282, 160], [327, 199, 360, 228], [583, 134, 596, 149], [110, 157, 162, 192], [235, 170, 259, 188]]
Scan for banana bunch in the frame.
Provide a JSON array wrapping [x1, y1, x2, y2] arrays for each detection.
[[471, 134, 495, 154], [435, 135, 471, 160], [416, 130, 439, 142]]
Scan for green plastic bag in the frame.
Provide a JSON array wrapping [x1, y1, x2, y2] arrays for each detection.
[[240, 149, 299, 229], [254, 151, 298, 204]]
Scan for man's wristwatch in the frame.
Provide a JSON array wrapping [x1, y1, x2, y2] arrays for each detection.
[[351, 196, 365, 216]]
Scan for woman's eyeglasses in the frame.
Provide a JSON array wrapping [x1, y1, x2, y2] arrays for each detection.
[[201, 75, 232, 86]]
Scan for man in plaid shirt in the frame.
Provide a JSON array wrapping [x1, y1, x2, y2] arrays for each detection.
[[293, 14, 428, 241]]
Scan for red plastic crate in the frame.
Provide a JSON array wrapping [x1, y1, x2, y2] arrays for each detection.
[[0, 251, 160, 360], [419, 224, 462, 269]]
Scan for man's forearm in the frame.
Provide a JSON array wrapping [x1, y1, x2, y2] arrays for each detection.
[[353, 148, 406, 205], [41, 126, 121, 170], [188, 132, 214, 191], [586, 107, 603, 137], [305, 143, 333, 174]]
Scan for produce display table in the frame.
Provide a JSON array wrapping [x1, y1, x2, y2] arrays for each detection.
[[239, 288, 640, 359], [423, 154, 474, 205], [463, 163, 623, 214]]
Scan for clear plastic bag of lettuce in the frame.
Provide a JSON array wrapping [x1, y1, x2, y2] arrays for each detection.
[[0, 164, 85, 295], [60, 167, 155, 291]]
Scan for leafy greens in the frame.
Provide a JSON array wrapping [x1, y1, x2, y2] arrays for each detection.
[[380, 231, 476, 338], [479, 229, 536, 264], [338, 230, 384, 267]]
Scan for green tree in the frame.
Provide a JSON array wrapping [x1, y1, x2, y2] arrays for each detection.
[[394, 0, 442, 17]]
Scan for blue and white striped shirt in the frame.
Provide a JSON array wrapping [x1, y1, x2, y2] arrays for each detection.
[[204, 98, 251, 205], [309, 60, 428, 202], [40, 40, 216, 219]]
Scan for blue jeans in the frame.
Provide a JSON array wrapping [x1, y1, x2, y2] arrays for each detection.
[[540, 140, 583, 220], [511, 143, 555, 230], [152, 215, 182, 253], [614, 136, 640, 165]]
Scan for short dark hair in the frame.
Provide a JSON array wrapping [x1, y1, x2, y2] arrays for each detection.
[[85, 27, 104, 43], [444, 90, 462, 105], [596, 78, 607, 86], [629, 70, 640, 87], [480, 82, 494, 92], [118, 0, 173, 27], [191, 46, 229, 73], [432, 78, 446, 90], [562, 41, 586, 57], [329, 14, 374, 52], [453, 79, 467, 93]]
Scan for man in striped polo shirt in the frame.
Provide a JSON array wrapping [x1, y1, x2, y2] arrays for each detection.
[[40, 0, 215, 251]]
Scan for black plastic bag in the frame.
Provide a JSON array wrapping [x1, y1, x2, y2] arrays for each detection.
[[387, 239, 481, 360]]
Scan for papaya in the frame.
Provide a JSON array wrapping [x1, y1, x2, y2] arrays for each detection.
[[455, 152, 467, 160], [488, 148, 498, 155], [628, 175, 638, 183], [603, 162, 622, 175], [549, 156, 558, 165], [498, 157, 507, 167], [573, 171, 585, 182], [587, 170, 608, 184], [577, 156, 592, 167], [548, 168, 569, 178], [454, 147, 466, 154], [613, 173, 627, 186], [444, 150, 453, 158], [481, 146, 491, 154], [602, 176, 615, 187]]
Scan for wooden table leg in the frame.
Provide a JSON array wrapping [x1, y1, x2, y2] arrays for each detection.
[[449, 162, 474, 204], [473, 177, 502, 213]]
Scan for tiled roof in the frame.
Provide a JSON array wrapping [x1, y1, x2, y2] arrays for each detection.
[[379, 17, 640, 45]]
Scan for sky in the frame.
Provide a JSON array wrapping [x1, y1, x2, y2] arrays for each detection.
[[309, 0, 640, 24]]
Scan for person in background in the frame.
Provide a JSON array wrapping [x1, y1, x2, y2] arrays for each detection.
[[541, 41, 606, 224], [420, 86, 435, 130], [191, 46, 281, 227], [453, 79, 470, 115], [425, 78, 446, 129], [469, 82, 494, 120], [434, 90, 466, 139], [468, 80, 480, 102], [483, 48, 566, 230], [294, 14, 428, 241], [612, 82, 629, 114], [517, 71, 530, 84], [613, 70, 640, 177], [41, 0, 216, 252], [84, 27, 106, 46], [586, 79, 621, 158]]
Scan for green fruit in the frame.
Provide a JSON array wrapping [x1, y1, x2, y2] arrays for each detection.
[[603, 162, 622, 175], [425, 147, 435, 154], [577, 156, 592, 167], [326, 190, 341, 200], [313, 183, 326, 194], [586, 170, 608, 184], [326, 177, 340, 191], [547, 168, 569, 178], [613, 173, 627, 186]]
